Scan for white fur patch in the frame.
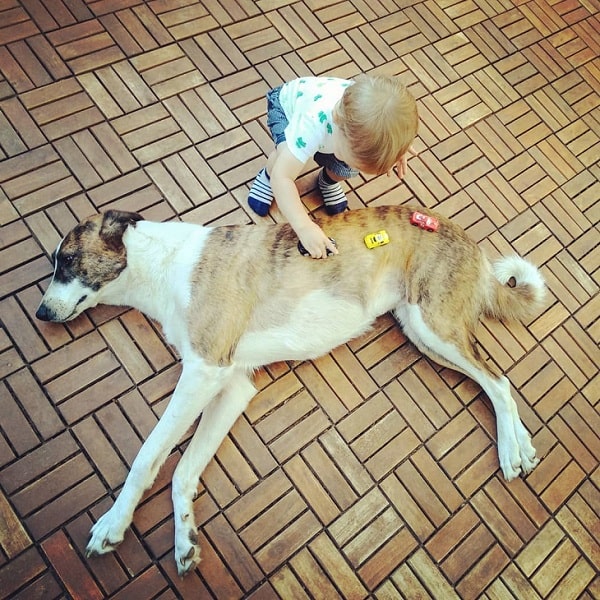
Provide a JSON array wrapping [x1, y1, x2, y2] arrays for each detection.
[[395, 303, 474, 376], [493, 255, 545, 300], [109, 221, 211, 353], [235, 273, 402, 369], [235, 290, 374, 367]]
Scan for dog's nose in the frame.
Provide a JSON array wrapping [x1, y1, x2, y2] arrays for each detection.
[[36, 304, 53, 321]]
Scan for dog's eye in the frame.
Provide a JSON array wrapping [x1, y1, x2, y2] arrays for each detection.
[[62, 254, 75, 266]]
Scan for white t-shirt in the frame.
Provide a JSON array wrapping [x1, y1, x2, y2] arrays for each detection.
[[278, 77, 353, 163]]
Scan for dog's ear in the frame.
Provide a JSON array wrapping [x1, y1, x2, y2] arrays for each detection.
[[100, 210, 143, 252]]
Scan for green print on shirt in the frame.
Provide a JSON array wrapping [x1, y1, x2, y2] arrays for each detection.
[[296, 137, 307, 149], [326, 123, 333, 135], [314, 94, 323, 101], [318, 111, 327, 123]]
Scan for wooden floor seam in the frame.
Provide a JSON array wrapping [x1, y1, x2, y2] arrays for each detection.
[[0, 1, 598, 599]]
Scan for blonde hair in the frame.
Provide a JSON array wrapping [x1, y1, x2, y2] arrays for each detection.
[[335, 74, 418, 174]]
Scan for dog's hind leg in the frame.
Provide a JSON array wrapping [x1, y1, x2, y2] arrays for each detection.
[[86, 358, 233, 557], [171, 369, 256, 575], [394, 304, 538, 481]]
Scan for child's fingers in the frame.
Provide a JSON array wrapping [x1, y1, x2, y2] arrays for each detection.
[[389, 161, 406, 180], [301, 235, 337, 259], [393, 152, 412, 179], [311, 239, 336, 259], [386, 146, 418, 179]]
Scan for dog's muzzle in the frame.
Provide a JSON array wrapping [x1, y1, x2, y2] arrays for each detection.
[[35, 294, 88, 322]]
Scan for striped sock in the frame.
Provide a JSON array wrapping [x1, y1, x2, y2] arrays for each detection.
[[318, 169, 347, 215], [248, 168, 273, 216]]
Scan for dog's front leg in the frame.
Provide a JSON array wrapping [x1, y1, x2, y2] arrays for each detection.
[[86, 358, 230, 557], [172, 369, 256, 575]]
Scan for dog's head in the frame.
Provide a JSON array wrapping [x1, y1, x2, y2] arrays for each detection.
[[36, 210, 143, 322]]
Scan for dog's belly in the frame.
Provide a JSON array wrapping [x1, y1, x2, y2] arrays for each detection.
[[233, 287, 399, 369]]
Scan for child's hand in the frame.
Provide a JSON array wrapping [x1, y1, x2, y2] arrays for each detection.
[[297, 222, 338, 259], [389, 145, 418, 180]]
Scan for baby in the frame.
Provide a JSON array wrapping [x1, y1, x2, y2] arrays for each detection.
[[248, 74, 418, 258]]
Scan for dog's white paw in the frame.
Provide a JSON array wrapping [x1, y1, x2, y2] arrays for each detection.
[[172, 486, 202, 575], [519, 441, 539, 474], [175, 527, 201, 576], [499, 437, 539, 480], [521, 453, 539, 474], [498, 439, 522, 481], [86, 510, 128, 556], [500, 463, 521, 481]]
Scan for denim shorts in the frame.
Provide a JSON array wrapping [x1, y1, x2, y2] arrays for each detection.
[[266, 86, 359, 179]]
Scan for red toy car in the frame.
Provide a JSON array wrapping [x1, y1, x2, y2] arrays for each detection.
[[410, 211, 439, 232]]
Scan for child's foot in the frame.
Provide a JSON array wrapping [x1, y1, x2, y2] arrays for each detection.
[[248, 168, 273, 216], [318, 169, 347, 215]]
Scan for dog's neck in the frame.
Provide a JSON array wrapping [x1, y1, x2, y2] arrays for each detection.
[[99, 220, 208, 333]]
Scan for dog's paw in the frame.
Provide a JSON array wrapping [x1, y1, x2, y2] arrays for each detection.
[[175, 528, 201, 576], [516, 432, 539, 475], [86, 511, 127, 556], [519, 444, 539, 474], [500, 462, 521, 481], [521, 454, 539, 474], [500, 439, 539, 480], [498, 441, 522, 481]]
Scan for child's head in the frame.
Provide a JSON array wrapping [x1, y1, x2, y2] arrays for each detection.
[[334, 74, 418, 175]]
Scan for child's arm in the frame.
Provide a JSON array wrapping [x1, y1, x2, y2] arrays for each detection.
[[270, 145, 338, 259]]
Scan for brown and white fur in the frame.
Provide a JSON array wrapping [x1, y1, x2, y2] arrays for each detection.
[[36, 206, 545, 574]]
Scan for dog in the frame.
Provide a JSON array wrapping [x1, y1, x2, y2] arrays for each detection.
[[36, 205, 545, 574]]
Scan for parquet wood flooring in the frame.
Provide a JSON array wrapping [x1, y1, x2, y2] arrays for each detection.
[[0, 1, 598, 598]]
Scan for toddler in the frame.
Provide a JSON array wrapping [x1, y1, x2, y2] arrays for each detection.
[[248, 74, 418, 258]]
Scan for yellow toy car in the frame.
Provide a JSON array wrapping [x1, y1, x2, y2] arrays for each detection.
[[364, 230, 390, 249]]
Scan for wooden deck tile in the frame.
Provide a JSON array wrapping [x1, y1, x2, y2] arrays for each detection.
[[0, 0, 598, 597]]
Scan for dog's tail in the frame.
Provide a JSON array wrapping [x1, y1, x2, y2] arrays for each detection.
[[486, 255, 546, 322]]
